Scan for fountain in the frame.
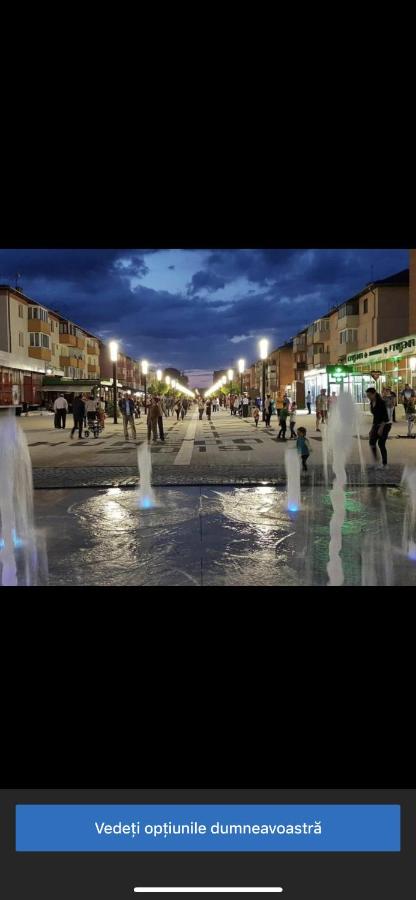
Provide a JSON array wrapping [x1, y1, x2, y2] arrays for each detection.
[[326, 392, 356, 586], [284, 446, 301, 512], [0, 408, 47, 586], [401, 466, 416, 560], [137, 442, 156, 509]]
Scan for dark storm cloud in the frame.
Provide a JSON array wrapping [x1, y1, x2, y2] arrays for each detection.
[[187, 269, 227, 295], [0, 248, 409, 378]]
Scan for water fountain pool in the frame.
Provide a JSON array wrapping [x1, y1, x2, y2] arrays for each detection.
[[0, 408, 48, 586]]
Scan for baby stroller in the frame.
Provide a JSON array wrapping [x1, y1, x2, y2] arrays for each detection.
[[84, 412, 102, 438]]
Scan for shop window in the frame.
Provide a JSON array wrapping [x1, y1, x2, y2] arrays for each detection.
[[19, 332, 24, 347]]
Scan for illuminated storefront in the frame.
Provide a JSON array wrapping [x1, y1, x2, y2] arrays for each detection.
[[304, 365, 372, 407], [347, 334, 416, 394]]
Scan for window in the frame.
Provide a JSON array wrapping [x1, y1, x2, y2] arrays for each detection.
[[339, 329, 357, 345], [363, 298, 368, 314], [18, 304, 24, 318], [28, 306, 48, 322], [19, 332, 24, 347], [29, 333, 50, 349]]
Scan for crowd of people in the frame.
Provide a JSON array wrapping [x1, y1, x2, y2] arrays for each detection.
[[49, 382, 416, 466]]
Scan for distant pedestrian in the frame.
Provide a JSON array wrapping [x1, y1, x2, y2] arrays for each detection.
[[401, 384, 415, 413], [382, 387, 394, 424], [119, 394, 136, 441], [198, 398, 204, 420], [181, 400, 186, 420], [366, 387, 391, 469], [253, 406, 259, 427], [206, 398, 212, 420], [264, 395, 273, 427], [306, 391, 312, 414], [70, 394, 85, 440], [156, 397, 165, 441], [296, 426, 311, 472], [243, 395, 249, 417], [147, 397, 160, 442], [174, 399, 181, 421], [53, 394, 68, 428], [406, 397, 415, 436]]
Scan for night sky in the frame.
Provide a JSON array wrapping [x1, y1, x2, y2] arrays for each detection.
[[0, 249, 408, 387]]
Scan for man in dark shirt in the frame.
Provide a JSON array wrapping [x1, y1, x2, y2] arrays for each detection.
[[366, 387, 391, 468], [70, 394, 85, 440]]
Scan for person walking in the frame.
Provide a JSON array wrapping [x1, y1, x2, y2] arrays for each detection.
[[306, 390, 312, 414], [119, 394, 136, 441], [156, 396, 165, 442], [289, 402, 297, 439], [242, 394, 249, 417], [382, 387, 394, 424], [400, 383, 415, 413], [253, 405, 260, 427], [406, 396, 415, 437], [70, 393, 85, 440], [264, 395, 273, 427], [53, 394, 68, 428], [277, 404, 290, 440], [206, 398, 212, 421], [147, 397, 160, 442], [366, 387, 391, 469], [198, 398, 204, 420], [296, 426, 311, 472], [174, 398, 181, 421], [180, 400, 186, 421]]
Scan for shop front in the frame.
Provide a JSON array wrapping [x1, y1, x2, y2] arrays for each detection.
[[347, 334, 416, 396], [304, 365, 372, 407]]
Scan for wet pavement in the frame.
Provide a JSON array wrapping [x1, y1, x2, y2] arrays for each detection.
[[32, 484, 416, 587]]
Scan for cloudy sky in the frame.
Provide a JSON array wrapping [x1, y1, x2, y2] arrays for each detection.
[[0, 248, 409, 386]]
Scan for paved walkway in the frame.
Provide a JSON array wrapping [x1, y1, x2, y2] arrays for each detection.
[[17, 406, 416, 487]]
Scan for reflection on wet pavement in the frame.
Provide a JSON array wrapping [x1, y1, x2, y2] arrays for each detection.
[[31, 484, 416, 587]]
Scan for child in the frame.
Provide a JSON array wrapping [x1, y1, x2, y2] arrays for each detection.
[[277, 403, 290, 440], [289, 402, 297, 439], [253, 406, 260, 427], [296, 426, 311, 472]]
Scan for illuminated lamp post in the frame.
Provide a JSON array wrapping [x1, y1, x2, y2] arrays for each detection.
[[238, 358, 245, 395], [142, 359, 148, 412]]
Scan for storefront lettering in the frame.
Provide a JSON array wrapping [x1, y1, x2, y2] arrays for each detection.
[[348, 336, 416, 365]]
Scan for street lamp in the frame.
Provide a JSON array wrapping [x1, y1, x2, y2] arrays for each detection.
[[156, 369, 162, 382], [166, 375, 171, 385], [142, 359, 148, 411], [259, 338, 269, 421], [238, 358, 245, 394], [109, 340, 118, 424]]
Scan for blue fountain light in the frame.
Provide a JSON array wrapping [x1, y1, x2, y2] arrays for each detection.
[[139, 496, 154, 510], [288, 503, 299, 513], [407, 545, 416, 561], [0, 531, 23, 549]]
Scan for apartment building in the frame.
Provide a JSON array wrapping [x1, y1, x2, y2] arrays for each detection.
[[300, 269, 410, 404], [0, 284, 106, 408]]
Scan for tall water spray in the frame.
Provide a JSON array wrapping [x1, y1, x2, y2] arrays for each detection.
[[401, 466, 416, 560], [0, 409, 46, 586], [326, 392, 355, 586], [137, 442, 156, 509], [285, 447, 301, 512]]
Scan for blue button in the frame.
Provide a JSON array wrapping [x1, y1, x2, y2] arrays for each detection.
[[15, 804, 400, 852]]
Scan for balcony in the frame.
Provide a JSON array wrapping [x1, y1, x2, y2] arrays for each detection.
[[313, 352, 330, 367], [59, 333, 77, 346], [293, 360, 307, 370], [87, 341, 98, 354], [76, 336, 86, 349], [27, 319, 51, 335], [337, 315, 359, 331], [293, 338, 306, 350], [88, 364, 98, 374], [28, 347, 51, 361], [339, 339, 358, 352]]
